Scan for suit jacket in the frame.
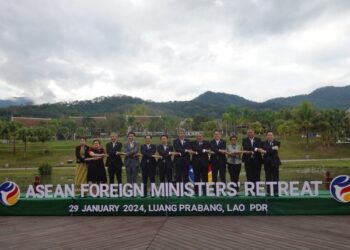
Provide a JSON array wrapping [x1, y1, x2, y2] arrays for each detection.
[[191, 140, 210, 166], [242, 137, 263, 164], [75, 145, 89, 164], [262, 140, 281, 166], [157, 144, 174, 168], [209, 139, 227, 165], [173, 138, 191, 166], [106, 141, 123, 167], [140, 144, 157, 168], [124, 141, 140, 167]]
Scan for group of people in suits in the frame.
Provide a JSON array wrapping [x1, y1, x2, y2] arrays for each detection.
[[241, 129, 281, 195], [75, 128, 281, 196]]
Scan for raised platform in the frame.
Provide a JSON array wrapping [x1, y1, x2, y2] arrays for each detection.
[[1, 191, 349, 216]]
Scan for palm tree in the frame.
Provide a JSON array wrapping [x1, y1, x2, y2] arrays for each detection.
[[294, 102, 316, 150]]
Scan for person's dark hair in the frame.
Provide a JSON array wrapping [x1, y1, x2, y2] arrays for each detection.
[[79, 137, 87, 141], [92, 139, 101, 144], [160, 134, 168, 139], [213, 129, 221, 134], [127, 131, 136, 136], [266, 130, 274, 135], [230, 135, 238, 140], [145, 134, 152, 139]]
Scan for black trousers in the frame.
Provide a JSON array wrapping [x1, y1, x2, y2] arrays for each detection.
[[142, 162, 156, 195], [193, 159, 208, 194], [108, 161, 122, 184], [264, 163, 279, 195], [212, 158, 226, 183], [159, 162, 173, 183], [227, 163, 241, 191], [175, 160, 189, 183], [244, 159, 262, 183]]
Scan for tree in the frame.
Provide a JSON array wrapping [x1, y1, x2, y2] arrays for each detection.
[[222, 105, 240, 135], [61, 118, 77, 139], [0, 120, 6, 139], [16, 127, 34, 157], [257, 110, 277, 131], [127, 116, 135, 130], [320, 109, 347, 142], [314, 120, 331, 146], [180, 118, 194, 131], [294, 102, 316, 149], [203, 120, 218, 137], [148, 117, 164, 132], [48, 119, 62, 139], [0, 121, 23, 154], [249, 121, 263, 134], [192, 114, 210, 131], [57, 126, 70, 140], [82, 117, 97, 136], [277, 120, 299, 139], [62, 118, 77, 133], [34, 126, 55, 153], [107, 113, 126, 134], [76, 127, 89, 139], [279, 108, 294, 121], [162, 116, 178, 134]]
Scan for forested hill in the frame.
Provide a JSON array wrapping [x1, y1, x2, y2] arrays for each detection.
[[0, 85, 349, 119], [264, 85, 350, 109]]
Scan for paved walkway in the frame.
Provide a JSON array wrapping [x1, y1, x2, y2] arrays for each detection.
[[0, 216, 349, 249]]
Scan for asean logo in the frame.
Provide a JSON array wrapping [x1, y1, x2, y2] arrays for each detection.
[[0, 181, 20, 206], [330, 175, 350, 203]]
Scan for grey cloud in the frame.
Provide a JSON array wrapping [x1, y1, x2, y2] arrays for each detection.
[[0, 0, 350, 103]]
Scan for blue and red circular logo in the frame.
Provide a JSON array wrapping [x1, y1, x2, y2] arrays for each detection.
[[0, 181, 20, 206], [330, 175, 350, 203]]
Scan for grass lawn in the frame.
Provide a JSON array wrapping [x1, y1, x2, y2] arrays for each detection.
[[0, 135, 349, 169]]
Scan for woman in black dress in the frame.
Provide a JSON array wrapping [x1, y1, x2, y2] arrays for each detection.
[[87, 139, 107, 183]]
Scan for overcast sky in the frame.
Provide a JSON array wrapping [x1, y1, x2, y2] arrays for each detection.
[[1, 0, 350, 104]]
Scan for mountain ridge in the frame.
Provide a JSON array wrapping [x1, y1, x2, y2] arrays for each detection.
[[0, 85, 349, 118]]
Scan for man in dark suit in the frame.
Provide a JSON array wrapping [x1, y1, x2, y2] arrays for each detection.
[[242, 129, 263, 186], [209, 130, 227, 183], [106, 132, 123, 184], [261, 131, 281, 196], [157, 134, 175, 183], [173, 129, 192, 183], [140, 135, 157, 196], [192, 132, 210, 194]]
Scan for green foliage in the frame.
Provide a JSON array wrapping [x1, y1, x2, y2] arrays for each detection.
[[38, 163, 52, 176], [34, 126, 54, 144], [82, 117, 97, 136], [76, 127, 89, 138], [222, 105, 240, 134], [16, 127, 35, 153], [277, 120, 299, 138], [106, 113, 126, 133], [249, 121, 263, 134], [192, 113, 211, 130], [57, 126, 70, 140], [203, 120, 218, 137]]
